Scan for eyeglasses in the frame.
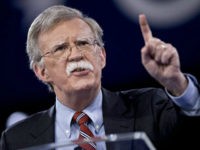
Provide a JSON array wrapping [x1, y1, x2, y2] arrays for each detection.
[[40, 37, 98, 60]]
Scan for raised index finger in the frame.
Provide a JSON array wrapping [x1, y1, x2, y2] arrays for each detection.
[[139, 14, 153, 44]]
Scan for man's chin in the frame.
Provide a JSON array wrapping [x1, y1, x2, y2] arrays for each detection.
[[72, 80, 99, 92], [74, 84, 94, 92]]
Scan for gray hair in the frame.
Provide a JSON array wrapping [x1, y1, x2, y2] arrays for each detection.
[[26, 5, 104, 91]]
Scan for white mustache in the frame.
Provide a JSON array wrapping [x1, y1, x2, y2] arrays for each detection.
[[66, 60, 94, 76]]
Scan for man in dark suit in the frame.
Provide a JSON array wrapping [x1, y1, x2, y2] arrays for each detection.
[[1, 5, 200, 150]]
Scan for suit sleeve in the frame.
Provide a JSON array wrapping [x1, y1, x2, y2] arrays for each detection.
[[0, 131, 8, 150]]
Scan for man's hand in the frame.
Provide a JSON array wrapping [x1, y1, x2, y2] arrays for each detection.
[[139, 14, 188, 96]]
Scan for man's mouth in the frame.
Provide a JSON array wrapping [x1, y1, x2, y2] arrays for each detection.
[[72, 67, 86, 73], [66, 60, 94, 76]]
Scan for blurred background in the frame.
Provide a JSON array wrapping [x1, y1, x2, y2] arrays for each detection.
[[1, 0, 200, 146]]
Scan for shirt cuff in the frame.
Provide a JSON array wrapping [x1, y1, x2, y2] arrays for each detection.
[[165, 75, 199, 111]]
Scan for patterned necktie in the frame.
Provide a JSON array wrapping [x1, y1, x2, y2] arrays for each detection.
[[73, 111, 96, 150]]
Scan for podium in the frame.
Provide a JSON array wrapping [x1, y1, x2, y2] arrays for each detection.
[[20, 132, 156, 150]]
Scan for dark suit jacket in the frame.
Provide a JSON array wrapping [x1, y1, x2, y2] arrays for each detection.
[[0, 88, 183, 150]]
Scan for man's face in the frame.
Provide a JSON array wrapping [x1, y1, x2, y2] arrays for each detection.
[[36, 18, 106, 96]]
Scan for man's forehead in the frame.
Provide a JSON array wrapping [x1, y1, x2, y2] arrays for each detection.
[[38, 19, 95, 46]]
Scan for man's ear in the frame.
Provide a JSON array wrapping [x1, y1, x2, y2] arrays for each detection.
[[33, 63, 50, 82], [100, 47, 106, 69]]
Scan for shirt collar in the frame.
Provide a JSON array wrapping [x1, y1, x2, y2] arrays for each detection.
[[55, 89, 103, 134], [83, 90, 103, 133]]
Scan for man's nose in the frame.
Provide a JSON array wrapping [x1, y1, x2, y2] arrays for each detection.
[[66, 45, 84, 61]]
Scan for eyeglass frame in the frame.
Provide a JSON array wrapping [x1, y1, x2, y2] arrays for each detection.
[[39, 37, 99, 60]]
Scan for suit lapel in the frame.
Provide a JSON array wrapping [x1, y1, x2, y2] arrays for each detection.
[[102, 88, 135, 150], [29, 106, 55, 147], [102, 88, 135, 134]]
